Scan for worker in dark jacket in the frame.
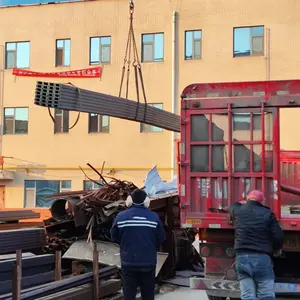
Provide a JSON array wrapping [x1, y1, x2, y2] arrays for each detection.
[[231, 190, 284, 300], [110, 189, 165, 300]]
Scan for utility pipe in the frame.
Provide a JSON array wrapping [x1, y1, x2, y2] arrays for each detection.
[[171, 11, 179, 179], [0, 45, 5, 157], [3, 166, 175, 171]]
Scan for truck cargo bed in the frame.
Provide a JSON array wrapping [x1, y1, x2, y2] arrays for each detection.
[[179, 80, 300, 231]]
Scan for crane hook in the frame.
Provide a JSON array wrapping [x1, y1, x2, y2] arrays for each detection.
[[129, 0, 134, 11]]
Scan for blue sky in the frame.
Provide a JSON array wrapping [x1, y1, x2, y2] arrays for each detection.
[[0, 0, 78, 6]]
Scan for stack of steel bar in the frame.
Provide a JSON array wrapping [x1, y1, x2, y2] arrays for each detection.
[[0, 254, 55, 294], [34, 279, 122, 300], [2, 265, 118, 300], [0, 222, 42, 231], [0, 228, 46, 254], [0, 210, 40, 222], [34, 81, 180, 132]]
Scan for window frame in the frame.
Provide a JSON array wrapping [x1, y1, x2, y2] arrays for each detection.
[[54, 109, 69, 134], [141, 33, 164, 63], [233, 25, 264, 58], [24, 180, 71, 208], [3, 107, 29, 135], [89, 36, 112, 65], [88, 113, 110, 133], [83, 180, 103, 190], [55, 38, 71, 67], [140, 103, 163, 133], [5, 41, 30, 69], [184, 30, 202, 60]]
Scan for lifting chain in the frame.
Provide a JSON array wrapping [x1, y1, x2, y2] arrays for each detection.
[[119, 0, 148, 121], [48, 82, 81, 130]]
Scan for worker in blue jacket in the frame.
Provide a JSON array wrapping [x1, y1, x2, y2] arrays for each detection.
[[110, 189, 166, 300]]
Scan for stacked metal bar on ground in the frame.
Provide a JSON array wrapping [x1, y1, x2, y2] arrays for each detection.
[[0, 210, 40, 222], [34, 81, 180, 132], [34, 279, 122, 300], [0, 272, 54, 295], [0, 228, 46, 254], [0, 254, 55, 295], [0, 254, 54, 281], [15, 265, 118, 300]]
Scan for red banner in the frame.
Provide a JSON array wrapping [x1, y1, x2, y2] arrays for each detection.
[[12, 67, 102, 78]]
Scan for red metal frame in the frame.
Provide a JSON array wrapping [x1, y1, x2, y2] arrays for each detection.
[[180, 80, 300, 231]]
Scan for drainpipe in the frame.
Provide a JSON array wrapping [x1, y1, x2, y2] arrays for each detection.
[[0, 45, 4, 157], [265, 28, 271, 80], [171, 11, 178, 179]]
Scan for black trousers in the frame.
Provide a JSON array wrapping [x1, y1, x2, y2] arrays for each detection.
[[121, 267, 156, 300]]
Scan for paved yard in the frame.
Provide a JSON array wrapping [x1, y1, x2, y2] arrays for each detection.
[[156, 287, 208, 300], [156, 287, 295, 300]]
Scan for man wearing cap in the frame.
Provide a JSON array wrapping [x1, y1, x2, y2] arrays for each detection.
[[231, 190, 284, 300], [110, 189, 165, 300]]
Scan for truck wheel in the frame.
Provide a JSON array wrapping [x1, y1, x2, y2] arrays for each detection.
[[207, 296, 227, 300]]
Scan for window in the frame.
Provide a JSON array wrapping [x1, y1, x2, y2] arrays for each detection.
[[83, 180, 103, 190], [142, 33, 164, 62], [56, 39, 71, 67], [140, 103, 163, 132], [88, 113, 109, 133], [24, 180, 71, 208], [4, 107, 28, 134], [185, 30, 202, 60], [233, 113, 262, 131], [54, 109, 69, 133], [90, 36, 111, 64], [5, 41, 30, 69], [233, 26, 264, 57]]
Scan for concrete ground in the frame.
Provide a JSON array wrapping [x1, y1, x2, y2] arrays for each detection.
[[156, 287, 294, 300], [156, 287, 208, 300]]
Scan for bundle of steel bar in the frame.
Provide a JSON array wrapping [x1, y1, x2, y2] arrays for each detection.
[[0, 254, 54, 282], [13, 265, 118, 300], [34, 81, 180, 132], [0, 228, 46, 254], [0, 210, 40, 222]]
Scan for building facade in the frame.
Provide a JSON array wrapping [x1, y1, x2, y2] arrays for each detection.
[[0, 0, 299, 208]]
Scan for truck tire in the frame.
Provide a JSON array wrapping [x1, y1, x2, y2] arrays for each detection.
[[207, 296, 227, 300]]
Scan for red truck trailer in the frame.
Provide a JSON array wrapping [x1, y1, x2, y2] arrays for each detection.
[[178, 79, 300, 299]]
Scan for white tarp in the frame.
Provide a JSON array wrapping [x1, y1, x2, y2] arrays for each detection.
[[144, 166, 178, 196]]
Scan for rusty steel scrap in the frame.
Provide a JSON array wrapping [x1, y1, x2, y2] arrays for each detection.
[[42, 165, 138, 254], [34, 81, 180, 132], [43, 237, 71, 254]]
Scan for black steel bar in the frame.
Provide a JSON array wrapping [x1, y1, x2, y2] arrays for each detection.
[[0, 254, 54, 273], [34, 82, 180, 132], [56, 92, 178, 129], [0, 265, 53, 282], [17, 265, 118, 300], [0, 271, 54, 295], [34, 279, 122, 300], [0, 228, 46, 254], [0, 267, 118, 300]]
